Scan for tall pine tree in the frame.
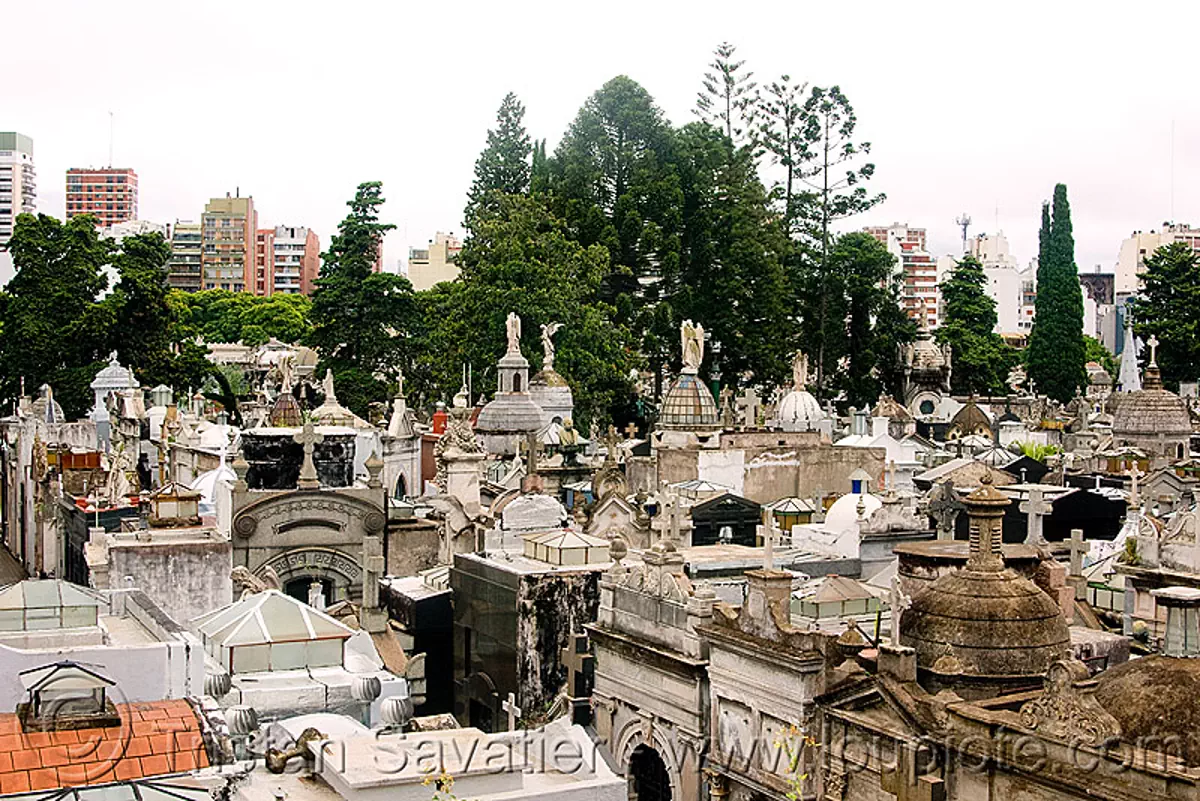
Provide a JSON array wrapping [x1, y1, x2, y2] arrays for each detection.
[[308, 182, 418, 416], [695, 42, 758, 149], [1027, 184, 1086, 401], [464, 93, 532, 228]]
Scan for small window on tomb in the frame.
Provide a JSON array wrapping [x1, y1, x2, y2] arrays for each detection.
[[17, 662, 120, 730]]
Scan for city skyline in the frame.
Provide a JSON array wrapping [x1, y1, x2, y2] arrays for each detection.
[[5, 2, 1198, 273]]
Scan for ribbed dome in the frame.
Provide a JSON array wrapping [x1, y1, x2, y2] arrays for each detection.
[[901, 476, 1070, 694], [476, 394, 545, 433], [775, 389, 824, 428], [1112, 386, 1190, 437], [660, 373, 719, 430]]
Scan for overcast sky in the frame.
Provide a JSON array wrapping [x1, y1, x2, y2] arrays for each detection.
[[5, 1, 1197, 274]]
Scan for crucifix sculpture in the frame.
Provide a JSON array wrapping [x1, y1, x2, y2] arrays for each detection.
[[294, 419, 324, 490]]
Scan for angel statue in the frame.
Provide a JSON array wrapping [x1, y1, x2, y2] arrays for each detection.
[[506, 312, 522, 354], [541, 322, 564, 371], [792, 352, 810, 391], [680, 320, 705, 373]]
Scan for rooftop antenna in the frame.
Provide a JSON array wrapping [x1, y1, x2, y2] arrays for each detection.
[[955, 213, 972, 254], [108, 111, 114, 168], [1171, 119, 1176, 224]]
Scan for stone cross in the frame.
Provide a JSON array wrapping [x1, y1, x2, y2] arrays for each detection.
[[1020, 486, 1053, 546], [624, 422, 639, 439], [1148, 335, 1160, 367], [524, 431, 541, 475], [396, 370, 405, 399], [889, 575, 912, 648], [501, 692, 521, 732], [362, 534, 384, 612], [664, 489, 683, 547], [294, 419, 324, 490], [1068, 528, 1087, 577], [737, 388, 760, 429], [923, 480, 963, 541], [760, 515, 779, 571], [1127, 463, 1144, 510], [603, 425, 620, 462]]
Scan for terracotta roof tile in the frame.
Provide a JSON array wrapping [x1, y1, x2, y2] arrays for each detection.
[[12, 749, 40, 771], [27, 767, 58, 791], [0, 700, 207, 793], [0, 771, 30, 794]]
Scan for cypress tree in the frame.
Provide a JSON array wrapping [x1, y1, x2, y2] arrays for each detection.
[[1027, 184, 1086, 401]]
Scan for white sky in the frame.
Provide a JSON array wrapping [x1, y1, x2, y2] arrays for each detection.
[[5, 0, 1197, 274]]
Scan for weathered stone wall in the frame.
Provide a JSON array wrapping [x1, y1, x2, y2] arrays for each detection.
[[516, 570, 600, 714], [386, 519, 440, 577], [108, 538, 232, 623]]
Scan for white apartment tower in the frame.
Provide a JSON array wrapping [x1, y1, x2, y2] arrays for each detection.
[[0, 133, 36, 284], [864, 223, 939, 328], [968, 231, 1036, 335]]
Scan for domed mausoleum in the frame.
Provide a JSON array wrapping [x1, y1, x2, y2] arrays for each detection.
[[901, 474, 1070, 698], [1111, 337, 1191, 462]]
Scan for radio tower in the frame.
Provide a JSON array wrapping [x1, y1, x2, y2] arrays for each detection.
[[955, 213, 972, 254]]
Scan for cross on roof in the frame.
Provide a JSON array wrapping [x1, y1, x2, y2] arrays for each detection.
[[1068, 528, 1087, 577], [759, 515, 779, 572], [1128, 463, 1144, 510], [1147, 335, 1160, 367], [501, 691, 521, 732], [294, 419, 324, 490], [1019, 486, 1054, 546], [603, 425, 620, 458]]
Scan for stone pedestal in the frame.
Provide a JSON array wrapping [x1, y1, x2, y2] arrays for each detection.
[[444, 449, 485, 517], [878, 643, 917, 683]]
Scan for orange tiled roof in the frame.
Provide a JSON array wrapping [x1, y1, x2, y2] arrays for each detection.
[[0, 700, 209, 794]]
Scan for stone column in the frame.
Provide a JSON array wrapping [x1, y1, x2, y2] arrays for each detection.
[[444, 448, 485, 518]]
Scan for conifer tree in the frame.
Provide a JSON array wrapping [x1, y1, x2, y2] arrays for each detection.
[[1027, 184, 1086, 401], [936, 254, 1015, 395], [464, 93, 532, 227], [1129, 241, 1200, 387], [695, 42, 758, 148]]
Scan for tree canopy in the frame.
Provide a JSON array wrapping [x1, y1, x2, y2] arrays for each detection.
[[936, 254, 1015, 395], [1129, 240, 1200, 387]]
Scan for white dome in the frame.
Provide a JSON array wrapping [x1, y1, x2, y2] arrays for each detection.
[[824, 492, 882, 534], [774, 389, 825, 429], [189, 464, 235, 506]]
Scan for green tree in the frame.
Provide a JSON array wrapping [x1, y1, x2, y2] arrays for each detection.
[[464, 92, 532, 227], [794, 86, 885, 393], [936, 255, 1015, 395], [173, 290, 312, 345], [418, 194, 637, 429], [1128, 241, 1200, 387], [106, 232, 210, 392], [757, 74, 809, 234], [550, 76, 682, 305], [1083, 335, 1118, 378], [672, 123, 791, 389], [818, 233, 913, 407], [0, 213, 112, 416], [695, 42, 758, 148], [1026, 184, 1086, 401], [308, 182, 418, 417]]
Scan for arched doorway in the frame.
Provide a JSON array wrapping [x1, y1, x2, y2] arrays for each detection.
[[284, 576, 334, 605], [629, 744, 672, 801], [394, 474, 408, 500]]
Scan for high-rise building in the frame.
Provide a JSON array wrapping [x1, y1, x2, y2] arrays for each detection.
[[406, 231, 462, 290], [0, 132, 36, 246], [865, 223, 939, 328], [65, 167, 138, 227], [270, 225, 320, 295], [201, 193, 257, 292], [167, 220, 203, 292], [254, 228, 275, 296], [965, 231, 1037, 335], [1114, 223, 1200, 295]]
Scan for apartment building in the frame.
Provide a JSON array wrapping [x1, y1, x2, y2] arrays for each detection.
[[167, 220, 203, 291], [271, 225, 320, 295], [864, 223, 939, 328], [65, 167, 138, 226], [406, 231, 462, 290], [201, 194, 257, 291], [1114, 223, 1200, 295]]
